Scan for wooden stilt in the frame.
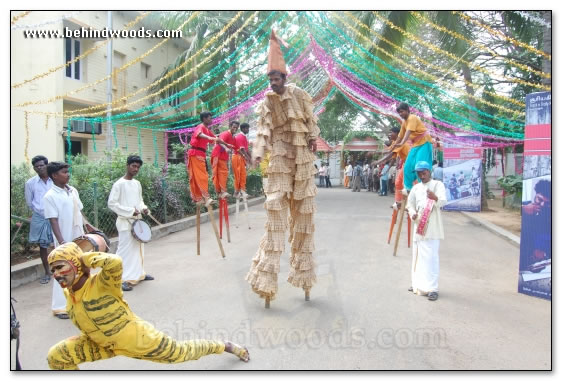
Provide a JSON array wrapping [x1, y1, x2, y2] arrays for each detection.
[[196, 205, 201, 256], [224, 198, 231, 243], [265, 296, 270, 309], [243, 196, 250, 230], [393, 194, 408, 256], [206, 203, 226, 258], [305, 290, 310, 301], [387, 209, 398, 244], [235, 197, 240, 228], [219, 199, 223, 239]]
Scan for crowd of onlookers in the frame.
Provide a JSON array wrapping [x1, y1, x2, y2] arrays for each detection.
[[342, 160, 396, 195]]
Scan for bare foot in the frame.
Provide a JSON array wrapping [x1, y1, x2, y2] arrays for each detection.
[[224, 341, 250, 362]]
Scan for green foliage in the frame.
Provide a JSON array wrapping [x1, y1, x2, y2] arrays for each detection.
[[342, 130, 382, 144], [497, 174, 523, 208], [11, 149, 263, 258]]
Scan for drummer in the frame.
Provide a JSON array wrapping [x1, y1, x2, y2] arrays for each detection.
[[108, 155, 155, 292], [43, 161, 96, 319]]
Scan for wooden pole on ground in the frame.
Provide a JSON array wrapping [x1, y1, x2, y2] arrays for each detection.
[[207, 203, 226, 258], [393, 194, 407, 256], [243, 196, 250, 229], [235, 197, 240, 228], [387, 209, 398, 244], [219, 199, 223, 239], [224, 199, 231, 243], [196, 205, 201, 256]]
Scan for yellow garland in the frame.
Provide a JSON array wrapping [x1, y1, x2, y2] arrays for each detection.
[[11, 11, 31, 25], [24, 112, 30, 164], [66, 11, 253, 118], [412, 11, 550, 80], [13, 11, 193, 109], [344, 12, 525, 110], [338, 12, 524, 117], [45, 114, 50, 130], [11, 12, 150, 89], [453, 11, 551, 60], [373, 11, 550, 92]]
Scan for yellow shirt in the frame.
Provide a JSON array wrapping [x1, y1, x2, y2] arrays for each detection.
[[399, 114, 432, 147]]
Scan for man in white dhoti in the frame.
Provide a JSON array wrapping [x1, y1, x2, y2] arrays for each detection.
[[108, 155, 154, 292], [43, 161, 94, 318], [406, 161, 446, 301]]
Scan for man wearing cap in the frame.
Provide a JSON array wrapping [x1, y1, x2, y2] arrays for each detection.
[[46, 242, 249, 369], [406, 161, 446, 301], [246, 30, 319, 308]]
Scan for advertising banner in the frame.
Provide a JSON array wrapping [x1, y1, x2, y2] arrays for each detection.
[[518, 92, 551, 300], [442, 136, 482, 212]]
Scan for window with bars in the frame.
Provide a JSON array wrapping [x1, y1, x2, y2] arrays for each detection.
[[65, 37, 81, 80]]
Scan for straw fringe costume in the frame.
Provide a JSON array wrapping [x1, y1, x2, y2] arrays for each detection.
[[47, 243, 224, 370], [246, 84, 320, 300]]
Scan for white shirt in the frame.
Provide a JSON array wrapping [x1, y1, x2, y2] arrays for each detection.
[[345, 165, 353, 176], [25, 175, 53, 216], [319, 166, 327, 176], [43, 184, 84, 245], [407, 179, 447, 241], [108, 177, 148, 232]]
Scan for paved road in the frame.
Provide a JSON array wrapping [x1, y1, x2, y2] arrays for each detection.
[[11, 187, 551, 370]]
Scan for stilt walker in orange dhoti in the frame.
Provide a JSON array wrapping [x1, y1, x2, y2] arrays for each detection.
[[187, 111, 234, 257], [246, 30, 319, 309], [233, 123, 252, 229]]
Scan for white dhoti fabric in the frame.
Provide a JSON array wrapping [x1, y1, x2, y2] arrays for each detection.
[[411, 239, 440, 294], [117, 230, 145, 284], [52, 281, 67, 314]]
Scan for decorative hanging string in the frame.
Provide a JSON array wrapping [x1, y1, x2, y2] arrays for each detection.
[[312, 13, 525, 134], [66, 119, 72, 168], [340, 12, 527, 112], [11, 11, 81, 30], [11, 11, 31, 25], [107, 11, 286, 127], [137, 127, 143, 158], [24, 112, 30, 164], [11, 12, 150, 89], [55, 11, 244, 118], [122, 125, 128, 151], [411, 11, 550, 80], [90, 120, 97, 152], [514, 11, 551, 29], [13, 11, 190, 106], [44, 114, 49, 130], [72, 11, 253, 118], [309, 32, 523, 144], [372, 11, 550, 91], [452, 11, 551, 60], [152, 129, 159, 166], [163, 132, 169, 174]]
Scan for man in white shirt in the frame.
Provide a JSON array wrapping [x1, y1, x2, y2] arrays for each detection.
[[344, 162, 353, 188], [43, 161, 94, 318], [318, 163, 327, 188], [108, 155, 154, 292], [25, 155, 54, 284], [406, 161, 446, 301]]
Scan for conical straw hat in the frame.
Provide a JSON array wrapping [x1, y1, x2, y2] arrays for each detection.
[[267, 29, 287, 75]]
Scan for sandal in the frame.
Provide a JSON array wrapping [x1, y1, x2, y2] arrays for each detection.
[[226, 341, 250, 362], [408, 286, 413, 292], [122, 282, 133, 291], [40, 275, 51, 284], [428, 292, 439, 301], [55, 313, 69, 319]]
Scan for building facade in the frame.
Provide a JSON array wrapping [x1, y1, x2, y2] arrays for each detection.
[[11, 10, 195, 165]]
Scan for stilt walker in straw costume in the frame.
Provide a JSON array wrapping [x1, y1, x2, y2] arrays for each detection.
[[108, 155, 154, 292], [246, 30, 320, 308], [406, 161, 446, 301], [46, 243, 249, 369], [391, 102, 433, 192]]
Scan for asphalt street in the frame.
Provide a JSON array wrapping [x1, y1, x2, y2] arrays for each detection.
[[10, 186, 551, 370]]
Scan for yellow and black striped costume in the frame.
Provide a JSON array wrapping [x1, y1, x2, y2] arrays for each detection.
[[47, 245, 224, 370]]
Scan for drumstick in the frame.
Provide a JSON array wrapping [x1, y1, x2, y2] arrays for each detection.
[[146, 212, 162, 226], [393, 194, 407, 257], [206, 203, 226, 258], [196, 205, 201, 256]]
